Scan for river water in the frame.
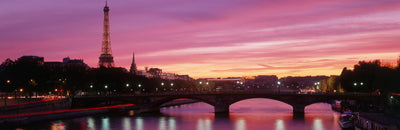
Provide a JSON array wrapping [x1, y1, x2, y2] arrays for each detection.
[[16, 99, 341, 130]]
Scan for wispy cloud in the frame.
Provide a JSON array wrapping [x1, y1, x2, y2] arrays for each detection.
[[1, 0, 399, 78]]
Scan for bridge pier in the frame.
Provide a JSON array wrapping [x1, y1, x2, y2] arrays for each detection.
[[292, 105, 305, 115], [214, 104, 230, 114]]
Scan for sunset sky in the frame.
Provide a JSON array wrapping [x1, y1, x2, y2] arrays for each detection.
[[1, 0, 400, 78]]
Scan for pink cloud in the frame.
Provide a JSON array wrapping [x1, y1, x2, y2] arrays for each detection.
[[1, 0, 399, 78]]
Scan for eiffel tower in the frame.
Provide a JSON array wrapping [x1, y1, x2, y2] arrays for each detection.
[[98, 2, 115, 68]]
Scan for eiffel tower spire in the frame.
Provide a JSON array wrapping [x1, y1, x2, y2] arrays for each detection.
[[98, 1, 114, 68]]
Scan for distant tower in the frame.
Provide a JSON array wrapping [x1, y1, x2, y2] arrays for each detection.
[[130, 52, 137, 74], [98, 1, 115, 68]]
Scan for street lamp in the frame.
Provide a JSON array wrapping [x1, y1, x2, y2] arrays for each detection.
[[277, 81, 281, 93], [161, 82, 164, 86], [138, 84, 142, 88], [315, 82, 320, 92], [90, 85, 93, 88], [6, 80, 10, 84], [29, 79, 38, 98], [105, 85, 108, 89], [170, 83, 174, 87], [126, 83, 129, 87], [199, 81, 202, 85]]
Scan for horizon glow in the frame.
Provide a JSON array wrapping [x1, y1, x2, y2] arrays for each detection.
[[1, 0, 400, 78]]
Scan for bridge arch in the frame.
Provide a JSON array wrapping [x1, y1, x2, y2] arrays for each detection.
[[304, 102, 334, 113], [150, 96, 215, 108], [229, 97, 292, 107], [230, 98, 293, 112], [135, 95, 217, 113], [217, 95, 329, 114]]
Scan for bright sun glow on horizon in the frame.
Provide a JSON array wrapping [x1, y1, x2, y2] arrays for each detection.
[[1, 0, 400, 78]]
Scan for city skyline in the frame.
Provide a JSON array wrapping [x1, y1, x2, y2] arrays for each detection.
[[1, 0, 400, 78]]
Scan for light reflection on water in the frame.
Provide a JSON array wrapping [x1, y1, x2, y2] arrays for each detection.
[[313, 119, 323, 130], [159, 117, 166, 130], [235, 119, 246, 130], [51, 121, 66, 130], [123, 117, 131, 130], [197, 118, 212, 130], [101, 117, 110, 130], [275, 119, 285, 130], [87, 117, 95, 130], [136, 117, 143, 130], [16, 99, 341, 130]]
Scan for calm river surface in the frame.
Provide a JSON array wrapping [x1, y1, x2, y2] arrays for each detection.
[[16, 99, 341, 130]]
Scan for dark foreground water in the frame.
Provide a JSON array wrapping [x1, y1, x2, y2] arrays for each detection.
[[16, 99, 341, 130]]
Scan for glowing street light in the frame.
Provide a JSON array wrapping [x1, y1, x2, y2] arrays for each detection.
[[161, 82, 164, 86], [6, 80, 10, 84], [206, 82, 209, 85], [105, 85, 108, 89], [19, 88, 23, 92], [90, 85, 93, 88], [199, 81, 202, 85], [277, 81, 281, 93], [126, 83, 129, 87], [353, 83, 357, 86], [138, 84, 142, 88], [170, 83, 174, 87]]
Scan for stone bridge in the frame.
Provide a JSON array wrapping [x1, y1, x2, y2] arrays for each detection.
[[72, 92, 382, 115]]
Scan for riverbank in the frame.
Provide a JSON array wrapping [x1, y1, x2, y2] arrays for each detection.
[[0, 98, 198, 126], [0, 98, 71, 116], [355, 112, 400, 130], [0, 104, 134, 126], [0, 98, 44, 107], [330, 101, 400, 130]]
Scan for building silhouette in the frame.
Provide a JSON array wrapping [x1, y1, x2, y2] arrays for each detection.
[[17, 56, 44, 65], [98, 2, 115, 68], [43, 57, 89, 69], [147, 68, 162, 78]]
